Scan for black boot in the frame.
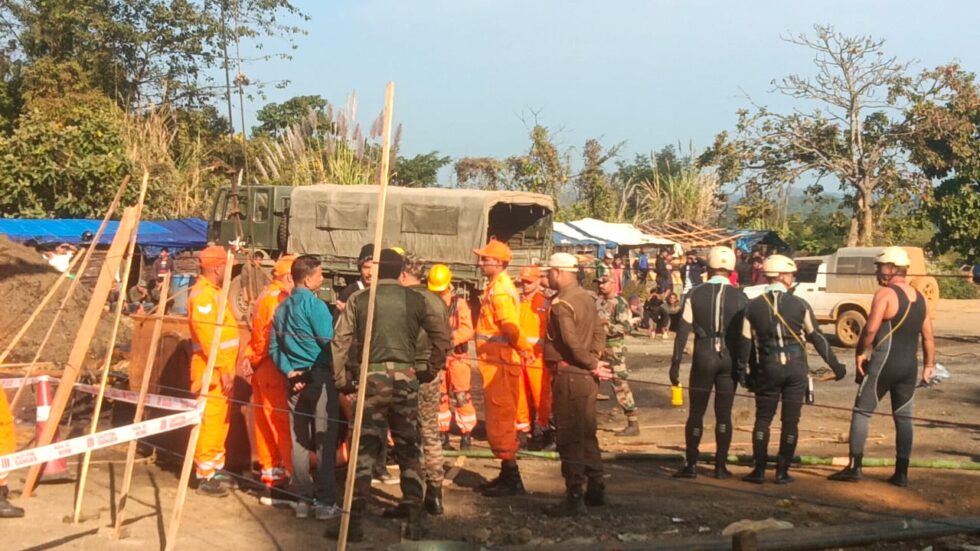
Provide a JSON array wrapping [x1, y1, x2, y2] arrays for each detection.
[[614, 418, 640, 437], [403, 505, 426, 541], [775, 456, 795, 485], [888, 458, 909, 487], [713, 460, 732, 480], [196, 477, 229, 497], [440, 432, 453, 450], [424, 483, 443, 515], [828, 455, 863, 482], [482, 462, 525, 497], [672, 463, 698, 479], [546, 489, 587, 517], [742, 462, 766, 484], [0, 486, 25, 518], [539, 429, 556, 451], [459, 434, 472, 450], [584, 480, 606, 507], [517, 431, 530, 450]]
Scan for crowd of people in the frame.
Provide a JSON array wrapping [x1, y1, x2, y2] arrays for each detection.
[[0, 240, 936, 535]]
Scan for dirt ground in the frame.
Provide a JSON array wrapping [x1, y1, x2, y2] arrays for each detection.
[[1, 300, 979, 550]]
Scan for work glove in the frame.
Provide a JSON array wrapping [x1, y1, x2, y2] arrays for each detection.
[[416, 368, 437, 384], [668, 363, 680, 387]]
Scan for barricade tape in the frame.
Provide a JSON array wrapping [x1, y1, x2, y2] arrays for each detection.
[[0, 376, 201, 474]]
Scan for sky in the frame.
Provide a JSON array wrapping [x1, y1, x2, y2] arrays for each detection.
[[236, 0, 980, 182]]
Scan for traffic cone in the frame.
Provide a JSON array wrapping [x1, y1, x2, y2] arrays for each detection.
[[35, 377, 73, 483]]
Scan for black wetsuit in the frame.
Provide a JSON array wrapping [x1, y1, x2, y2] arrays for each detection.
[[670, 279, 748, 466], [739, 286, 845, 468], [848, 285, 926, 460]]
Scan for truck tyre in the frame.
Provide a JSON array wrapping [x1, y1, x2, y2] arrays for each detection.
[[228, 274, 250, 322], [835, 309, 866, 348], [277, 218, 289, 251]]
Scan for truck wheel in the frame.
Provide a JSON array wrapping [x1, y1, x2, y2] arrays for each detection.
[[228, 274, 250, 322], [910, 276, 940, 302], [277, 219, 289, 251], [835, 309, 866, 348]]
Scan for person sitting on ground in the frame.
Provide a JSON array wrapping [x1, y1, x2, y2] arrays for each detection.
[[659, 290, 682, 339], [641, 290, 663, 336], [127, 280, 155, 313]]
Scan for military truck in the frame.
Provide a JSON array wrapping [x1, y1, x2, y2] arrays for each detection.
[[207, 184, 555, 318], [743, 246, 939, 347]]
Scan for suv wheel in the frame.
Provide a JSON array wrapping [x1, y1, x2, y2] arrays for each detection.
[[835, 309, 866, 348]]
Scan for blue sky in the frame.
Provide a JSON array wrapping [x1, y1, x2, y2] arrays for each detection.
[[238, 0, 979, 180]]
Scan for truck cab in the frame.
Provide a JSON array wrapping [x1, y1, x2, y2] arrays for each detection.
[[207, 185, 293, 257]]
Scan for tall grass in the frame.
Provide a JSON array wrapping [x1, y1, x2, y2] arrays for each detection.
[[626, 152, 722, 226]]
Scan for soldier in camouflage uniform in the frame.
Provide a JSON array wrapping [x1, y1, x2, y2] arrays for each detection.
[[596, 274, 641, 436], [400, 252, 452, 516], [328, 249, 451, 541]]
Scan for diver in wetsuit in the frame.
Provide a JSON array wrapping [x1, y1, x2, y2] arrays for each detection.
[[669, 246, 748, 479], [738, 255, 847, 484], [829, 246, 936, 487]]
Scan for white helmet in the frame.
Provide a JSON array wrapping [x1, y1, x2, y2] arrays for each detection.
[[546, 252, 579, 272], [875, 246, 910, 267], [706, 246, 736, 271], [762, 255, 797, 276]]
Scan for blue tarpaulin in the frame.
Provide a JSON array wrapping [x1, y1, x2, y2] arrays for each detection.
[[734, 229, 790, 254], [0, 218, 209, 250]]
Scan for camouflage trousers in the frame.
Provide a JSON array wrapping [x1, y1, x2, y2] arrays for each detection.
[[354, 368, 424, 504], [418, 369, 444, 486], [604, 339, 637, 417]]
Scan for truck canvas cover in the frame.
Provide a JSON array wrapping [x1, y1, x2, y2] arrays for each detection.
[[287, 184, 554, 264]]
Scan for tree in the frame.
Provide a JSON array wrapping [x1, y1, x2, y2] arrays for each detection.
[[902, 65, 980, 260], [252, 95, 327, 138], [572, 138, 622, 220], [613, 145, 695, 220], [699, 25, 926, 246], [392, 151, 451, 187]]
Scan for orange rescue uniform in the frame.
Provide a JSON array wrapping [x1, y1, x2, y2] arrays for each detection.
[[439, 293, 476, 434], [188, 276, 240, 480], [0, 387, 13, 486], [516, 290, 551, 433], [246, 279, 292, 485], [475, 272, 526, 460]]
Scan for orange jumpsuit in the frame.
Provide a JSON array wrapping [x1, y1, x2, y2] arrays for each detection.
[[0, 388, 14, 487], [516, 290, 551, 433], [188, 277, 240, 480], [439, 293, 476, 434], [475, 272, 526, 461], [246, 279, 292, 485]]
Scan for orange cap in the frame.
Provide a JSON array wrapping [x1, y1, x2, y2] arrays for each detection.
[[273, 254, 296, 277], [473, 238, 512, 263], [199, 245, 229, 269], [519, 265, 541, 282]]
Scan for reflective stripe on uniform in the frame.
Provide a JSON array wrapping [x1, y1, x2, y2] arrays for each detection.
[[475, 334, 508, 344], [193, 338, 240, 353]]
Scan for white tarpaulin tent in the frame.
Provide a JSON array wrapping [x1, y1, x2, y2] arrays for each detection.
[[565, 218, 680, 252]]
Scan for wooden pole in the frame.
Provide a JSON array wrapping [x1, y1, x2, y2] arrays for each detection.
[[338, 80, 395, 551], [21, 206, 139, 497], [72, 172, 149, 523], [164, 251, 234, 551], [8, 175, 132, 411], [113, 273, 170, 539], [0, 252, 82, 365]]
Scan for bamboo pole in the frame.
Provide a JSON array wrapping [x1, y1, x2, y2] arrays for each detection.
[[337, 81, 395, 551], [164, 251, 234, 551], [22, 206, 139, 496], [9, 175, 132, 411], [113, 272, 170, 538], [72, 172, 149, 523]]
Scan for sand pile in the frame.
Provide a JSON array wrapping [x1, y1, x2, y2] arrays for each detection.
[[0, 235, 129, 367]]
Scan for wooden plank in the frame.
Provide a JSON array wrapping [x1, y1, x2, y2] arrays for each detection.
[[338, 81, 395, 551], [164, 252, 234, 551], [21, 206, 138, 497], [112, 273, 170, 538], [73, 172, 149, 523]]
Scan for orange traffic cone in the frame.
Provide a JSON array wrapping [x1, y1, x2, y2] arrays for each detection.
[[35, 377, 73, 483]]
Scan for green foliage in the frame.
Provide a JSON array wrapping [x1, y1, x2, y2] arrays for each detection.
[[779, 198, 849, 255], [392, 151, 451, 187], [0, 91, 130, 218], [937, 273, 980, 299], [902, 65, 980, 260], [572, 138, 622, 220], [252, 95, 327, 138], [622, 149, 722, 227]]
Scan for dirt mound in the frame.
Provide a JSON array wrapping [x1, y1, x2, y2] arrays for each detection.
[[0, 235, 129, 367]]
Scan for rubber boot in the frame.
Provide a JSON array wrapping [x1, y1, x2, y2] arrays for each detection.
[[713, 459, 732, 480], [196, 477, 229, 497], [517, 431, 530, 450], [0, 486, 25, 518], [584, 480, 606, 507], [325, 499, 364, 541], [614, 418, 640, 437], [774, 455, 795, 485], [828, 454, 863, 482], [440, 432, 453, 450], [424, 483, 443, 515], [672, 463, 698, 479], [545, 489, 587, 517], [742, 461, 766, 484], [482, 461, 525, 497], [459, 434, 472, 451], [403, 505, 426, 541], [888, 458, 910, 487]]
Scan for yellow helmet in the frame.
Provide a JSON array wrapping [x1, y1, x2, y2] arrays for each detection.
[[427, 263, 452, 292], [762, 254, 797, 276], [875, 246, 910, 267], [390, 246, 405, 256]]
